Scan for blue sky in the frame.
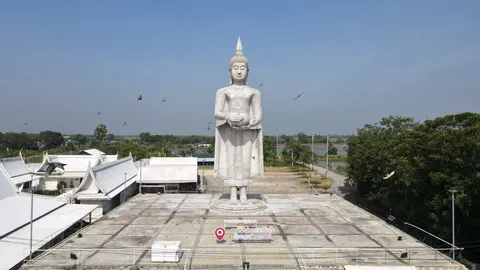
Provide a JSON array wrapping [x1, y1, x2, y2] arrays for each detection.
[[0, 1, 479, 136]]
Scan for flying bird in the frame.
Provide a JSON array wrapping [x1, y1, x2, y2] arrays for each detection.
[[383, 171, 395, 180], [207, 122, 212, 130], [294, 92, 304, 100], [123, 121, 127, 126], [162, 99, 167, 103], [97, 112, 102, 115], [24, 122, 28, 126], [259, 81, 264, 87], [137, 95, 142, 101]]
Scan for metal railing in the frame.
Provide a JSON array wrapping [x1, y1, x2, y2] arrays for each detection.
[[206, 186, 318, 194], [23, 246, 460, 269]]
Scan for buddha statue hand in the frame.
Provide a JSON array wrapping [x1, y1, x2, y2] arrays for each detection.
[[228, 113, 244, 122]]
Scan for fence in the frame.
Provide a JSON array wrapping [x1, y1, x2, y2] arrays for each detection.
[[23, 247, 459, 269], [206, 185, 318, 195]]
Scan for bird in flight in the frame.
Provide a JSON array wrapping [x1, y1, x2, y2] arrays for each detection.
[[97, 111, 102, 115], [259, 81, 264, 87], [24, 121, 28, 126], [123, 121, 127, 126], [137, 95, 142, 101], [207, 122, 212, 131], [383, 171, 395, 180], [294, 92, 304, 100], [162, 98, 167, 103]]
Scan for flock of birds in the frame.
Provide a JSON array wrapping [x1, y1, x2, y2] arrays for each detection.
[[21, 82, 305, 130], [94, 95, 167, 127]]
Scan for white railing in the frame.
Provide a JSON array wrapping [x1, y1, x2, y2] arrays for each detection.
[[24, 247, 459, 268]]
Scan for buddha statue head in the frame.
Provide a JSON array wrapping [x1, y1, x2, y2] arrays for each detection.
[[229, 37, 249, 85]]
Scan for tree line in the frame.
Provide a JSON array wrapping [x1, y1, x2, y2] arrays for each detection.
[[346, 112, 480, 262]]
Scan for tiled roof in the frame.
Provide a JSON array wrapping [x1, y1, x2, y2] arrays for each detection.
[[0, 155, 30, 177], [92, 155, 137, 197], [46, 154, 101, 172], [83, 149, 105, 156], [0, 170, 16, 200], [150, 157, 198, 166]]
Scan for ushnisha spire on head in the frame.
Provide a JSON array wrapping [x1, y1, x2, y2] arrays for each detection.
[[229, 36, 249, 69]]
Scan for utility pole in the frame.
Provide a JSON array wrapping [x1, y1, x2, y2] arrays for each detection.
[[139, 162, 143, 194], [325, 133, 329, 177], [29, 174, 34, 260], [124, 173, 127, 203], [276, 128, 279, 156], [311, 134, 314, 170], [449, 189, 457, 260], [202, 158, 205, 192]]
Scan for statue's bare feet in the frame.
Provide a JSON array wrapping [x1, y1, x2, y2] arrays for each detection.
[[240, 199, 248, 205], [230, 200, 238, 205]]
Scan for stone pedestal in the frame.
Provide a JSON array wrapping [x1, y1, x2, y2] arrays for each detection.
[[211, 198, 267, 212]]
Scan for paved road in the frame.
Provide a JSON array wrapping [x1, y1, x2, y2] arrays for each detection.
[[311, 165, 354, 196]]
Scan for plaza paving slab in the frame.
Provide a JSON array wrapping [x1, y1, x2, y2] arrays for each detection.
[[24, 193, 465, 269]]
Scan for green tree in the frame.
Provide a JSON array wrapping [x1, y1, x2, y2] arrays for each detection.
[[69, 134, 88, 145], [105, 133, 115, 141], [1, 132, 36, 150], [39, 130, 64, 149], [327, 142, 338, 155], [346, 113, 480, 261], [94, 124, 108, 141], [263, 137, 277, 164]]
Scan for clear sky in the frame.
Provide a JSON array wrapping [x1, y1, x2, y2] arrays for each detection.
[[1, 1, 479, 136]]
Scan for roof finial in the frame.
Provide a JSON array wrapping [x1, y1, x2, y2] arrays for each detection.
[[236, 36, 242, 52]]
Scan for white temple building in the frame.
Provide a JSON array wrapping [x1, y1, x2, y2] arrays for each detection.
[[69, 154, 138, 220], [136, 157, 199, 193], [74, 148, 118, 163], [0, 152, 41, 191], [37, 151, 118, 190], [0, 166, 97, 270]]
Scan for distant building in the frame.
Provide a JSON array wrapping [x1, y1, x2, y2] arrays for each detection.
[[135, 157, 198, 194], [197, 157, 214, 166], [37, 151, 118, 191]]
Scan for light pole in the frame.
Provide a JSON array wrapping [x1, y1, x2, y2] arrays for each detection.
[[29, 174, 34, 260], [276, 128, 279, 156], [311, 134, 314, 171], [124, 172, 127, 203], [202, 158, 205, 192], [449, 189, 457, 260], [325, 133, 329, 177], [139, 162, 143, 194]]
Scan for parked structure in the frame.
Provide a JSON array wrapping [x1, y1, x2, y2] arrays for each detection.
[[136, 157, 198, 194], [69, 154, 138, 220]]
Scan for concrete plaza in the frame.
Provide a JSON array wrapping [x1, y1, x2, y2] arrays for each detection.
[[24, 193, 464, 269]]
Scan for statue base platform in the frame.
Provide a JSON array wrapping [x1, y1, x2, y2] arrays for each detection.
[[211, 199, 267, 212]]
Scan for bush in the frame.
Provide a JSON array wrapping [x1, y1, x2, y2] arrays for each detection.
[[33, 190, 61, 196]]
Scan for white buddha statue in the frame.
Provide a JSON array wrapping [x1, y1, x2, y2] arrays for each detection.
[[214, 37, 264, 205]]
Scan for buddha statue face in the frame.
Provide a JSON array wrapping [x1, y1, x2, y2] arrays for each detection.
[[229, 62, 249, 84]]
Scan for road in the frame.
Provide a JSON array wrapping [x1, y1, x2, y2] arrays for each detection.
[[311, 164, 354, 196]]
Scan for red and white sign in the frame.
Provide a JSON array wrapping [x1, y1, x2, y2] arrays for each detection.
[[215, 227, 225, 241]]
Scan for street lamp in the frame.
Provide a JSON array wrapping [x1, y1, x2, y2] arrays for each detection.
[[449, 189, 458, 260], [325, 133, 329, 177], [202, 158, 205, 192], [30, 162, 67, 260], [124, 172, 127, 202], [29, 174, 34, 260], [276, 128, 279, 156], [139, 162, 143, 194]]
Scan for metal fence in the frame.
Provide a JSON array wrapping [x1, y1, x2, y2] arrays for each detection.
[[206, 186, 318, 194], [23, 247, 459, 269]]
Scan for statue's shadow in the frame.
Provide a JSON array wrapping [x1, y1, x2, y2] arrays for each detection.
[[219, 194, 263, 200]]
